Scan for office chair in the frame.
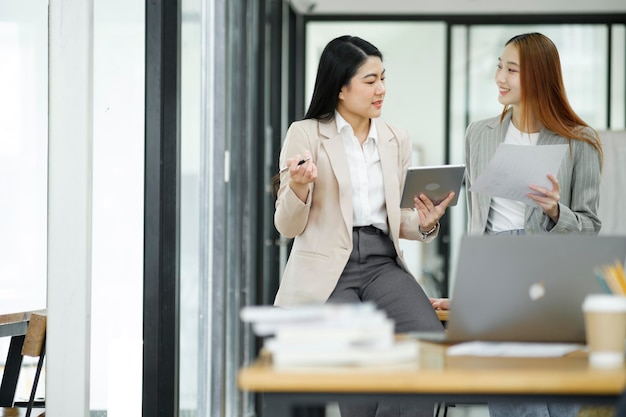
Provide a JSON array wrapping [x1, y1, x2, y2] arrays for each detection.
[[12, 312, 46, 417]]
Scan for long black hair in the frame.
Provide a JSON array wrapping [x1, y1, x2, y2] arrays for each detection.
[[304, 35, 383, 121], [271, 36, 383, 197]]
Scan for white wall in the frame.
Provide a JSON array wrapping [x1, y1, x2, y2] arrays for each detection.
[[90, 0, 145, 412]]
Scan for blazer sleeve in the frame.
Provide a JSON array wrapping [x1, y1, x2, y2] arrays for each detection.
[[397, 126, 439, 242], [274, 122, 316, 238], [463, 120, 493, 235], [464, 122, 476, 232], [546, 134, 602, 234]]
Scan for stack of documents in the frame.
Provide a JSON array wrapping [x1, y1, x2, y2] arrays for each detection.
[[446, 341, 583, 357], [240, 302, 418, 368]]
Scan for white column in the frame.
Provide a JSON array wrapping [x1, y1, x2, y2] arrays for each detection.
[[47, 0, 93, 415]]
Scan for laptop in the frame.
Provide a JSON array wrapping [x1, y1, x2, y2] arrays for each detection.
[[400, 164, 466, 208], [414, 234, 626, 343]]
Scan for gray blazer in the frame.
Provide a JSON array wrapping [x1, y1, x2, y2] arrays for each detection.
[[465, 111, 602, 235], [273, 117, 436, 307]]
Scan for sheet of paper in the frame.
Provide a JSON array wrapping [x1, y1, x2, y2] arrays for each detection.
[[446, 341, 583, 357], [468, 144, 568, 207]]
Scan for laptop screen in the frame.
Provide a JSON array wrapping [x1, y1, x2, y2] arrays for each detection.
[[444, 234, 626, 343]]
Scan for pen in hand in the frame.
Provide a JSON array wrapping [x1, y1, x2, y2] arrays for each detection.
[[278, 156, 311, 174]]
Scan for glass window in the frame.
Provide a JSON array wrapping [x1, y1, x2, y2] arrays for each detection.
[[611, 25, 626, 130], [466, 25, 608, 129], [179, 0, 202, 414], [0, 0, 48, 403], [90, 0, 145, 414], [0, 1, 48, 314]]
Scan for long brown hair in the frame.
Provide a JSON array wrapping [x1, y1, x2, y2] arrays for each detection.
[[502, 33, 603, 162]]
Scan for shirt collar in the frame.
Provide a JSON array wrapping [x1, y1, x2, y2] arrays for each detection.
[[335, 111, 378, 143]]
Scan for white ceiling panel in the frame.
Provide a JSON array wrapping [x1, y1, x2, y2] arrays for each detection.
[[289, 0, 626, 15]]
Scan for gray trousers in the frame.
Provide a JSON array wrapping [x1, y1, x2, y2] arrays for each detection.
[[327, 226, 443, 417], [489, 403, 580, 417]]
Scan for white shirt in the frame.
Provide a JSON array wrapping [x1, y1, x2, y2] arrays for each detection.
[[335, 112, 388, 234], [487, 121, 540, 233]]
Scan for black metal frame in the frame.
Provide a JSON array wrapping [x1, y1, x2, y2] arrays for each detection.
[[0, 334, 26, 407], [261, 392, 619, 417], [19, 339, 46, 417], [260, 0, 287, 307], [143, 0, 181, 416], [0, 321, 46, 414]]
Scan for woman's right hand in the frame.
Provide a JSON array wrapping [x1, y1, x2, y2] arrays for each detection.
[[285, 152, 317, 202], [429, 297, 450, 310]]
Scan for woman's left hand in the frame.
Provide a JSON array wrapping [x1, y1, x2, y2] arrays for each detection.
[[528, 173, 560, 223], [429, 298, 450, 311], [413, 192, 455, 233]]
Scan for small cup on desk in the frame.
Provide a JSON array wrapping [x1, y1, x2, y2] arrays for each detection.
[[583, 294, 626, 369]]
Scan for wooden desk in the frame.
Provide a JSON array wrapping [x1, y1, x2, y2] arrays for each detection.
[[0, 311, 44, 407], [435, 309, 449, 322], [238, 339, 626, 417], [0, 313, 29, 339]]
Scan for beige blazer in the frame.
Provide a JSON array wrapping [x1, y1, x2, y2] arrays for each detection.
[[274, 118, 435, 307], [465, 111, 602, 235]]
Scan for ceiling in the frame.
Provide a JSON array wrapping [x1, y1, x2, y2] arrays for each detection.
[[288, 0, 626, 15]]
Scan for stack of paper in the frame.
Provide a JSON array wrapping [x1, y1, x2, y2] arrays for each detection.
[[446, 341, 583, 357], [240, 302, 418, 368], [468, 143, 568, 207]]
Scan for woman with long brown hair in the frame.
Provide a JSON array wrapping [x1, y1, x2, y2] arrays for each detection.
[[431, 32, 603, 417], [464, 32, 603, 238]]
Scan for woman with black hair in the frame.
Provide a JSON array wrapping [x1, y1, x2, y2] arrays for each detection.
[[273, 35, 454, 417]]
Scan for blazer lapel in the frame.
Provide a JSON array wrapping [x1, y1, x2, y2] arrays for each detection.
[[537, 129, 562, 146], [320, 120, 353, 236], [476, 112, 511, 224], [374, 119, 401, 236]]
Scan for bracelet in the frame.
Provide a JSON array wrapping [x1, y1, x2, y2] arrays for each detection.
[[419, 222, 439, 239]]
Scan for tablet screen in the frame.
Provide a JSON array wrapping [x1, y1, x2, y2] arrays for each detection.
[[400, 164, 466, 208]]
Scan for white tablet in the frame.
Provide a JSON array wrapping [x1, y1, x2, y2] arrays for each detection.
[[400, 164, 466, 208]]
